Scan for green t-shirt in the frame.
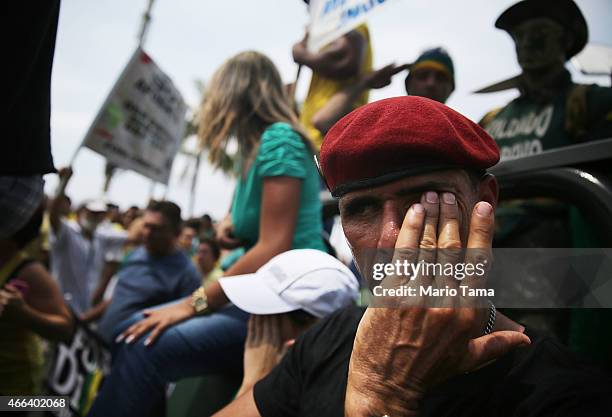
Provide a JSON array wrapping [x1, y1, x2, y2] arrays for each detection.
[[231, 122, 326, 252], [484, 76, 612, 161]]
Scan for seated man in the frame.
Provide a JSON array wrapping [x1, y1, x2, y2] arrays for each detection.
[[87, 249, 358, 417], [215, 96, 612, 417], [97, 201, 201, 344], [219, 249, 359, 397]]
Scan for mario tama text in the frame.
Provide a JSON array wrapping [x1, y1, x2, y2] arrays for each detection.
[[369, 259, 493, 302], [372, 284, 494, 298]]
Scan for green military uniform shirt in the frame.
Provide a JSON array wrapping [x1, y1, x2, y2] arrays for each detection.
[[484, 71, 612, 161]]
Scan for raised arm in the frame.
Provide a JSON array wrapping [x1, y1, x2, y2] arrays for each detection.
[[312, 63, 408, 134], [49, 167, 73, 234], [293, 30, 366, 80]]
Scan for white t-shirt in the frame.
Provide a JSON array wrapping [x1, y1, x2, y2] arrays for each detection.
[[49, 219, 127, 314]]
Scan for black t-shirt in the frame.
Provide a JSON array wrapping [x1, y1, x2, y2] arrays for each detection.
[[1, 1, 59, 175], [254, 305, 612, 417]]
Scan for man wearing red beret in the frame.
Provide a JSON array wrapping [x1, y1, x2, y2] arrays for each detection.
[[215, 96, 612, 417]]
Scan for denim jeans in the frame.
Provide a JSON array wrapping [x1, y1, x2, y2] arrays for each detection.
[[87, 304, 249, 417]]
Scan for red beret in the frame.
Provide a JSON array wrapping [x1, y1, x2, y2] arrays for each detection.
[[319, 96, 499, 197]]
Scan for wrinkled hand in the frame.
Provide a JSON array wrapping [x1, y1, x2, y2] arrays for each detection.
[[241, 314, 291, 392], [345, 192, 531, 417], [0, 284, 26, 318], [117, 298, 195, 346], [362, 63, 409, 89]]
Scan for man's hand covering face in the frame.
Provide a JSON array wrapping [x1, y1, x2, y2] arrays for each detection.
[[344, 192, 531, 417]]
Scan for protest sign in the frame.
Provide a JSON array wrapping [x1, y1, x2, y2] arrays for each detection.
[[307, 0, 395, 52], [46, 317, 111, 417], [83, 48, 187, 184]]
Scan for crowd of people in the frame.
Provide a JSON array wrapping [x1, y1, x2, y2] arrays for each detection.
[[2, 0, 612, 416]]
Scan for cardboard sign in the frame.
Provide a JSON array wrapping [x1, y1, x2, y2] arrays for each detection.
[[83, 48, 187, 184], [307, 0, 394, 52]]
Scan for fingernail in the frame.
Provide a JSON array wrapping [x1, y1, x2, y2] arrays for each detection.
[[412, 203, 424, 214], [425, 191, 438, 204], [442, 193, 456, 204], [144, 338, 151, 346], [476, 202, 492, 217], [115, 334, 125, 343], [125, 335, 135, 344]]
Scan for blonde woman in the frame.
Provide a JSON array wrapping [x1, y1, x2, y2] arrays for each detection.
[[89, 52, 327, 417], [198, 50, 327, 279]]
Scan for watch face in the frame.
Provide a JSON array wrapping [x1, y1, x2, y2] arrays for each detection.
[[194, 298, 207, 312]]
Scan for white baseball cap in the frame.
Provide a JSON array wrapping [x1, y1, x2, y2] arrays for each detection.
[[219, 249, 359, 318], [83, 199, 107, 213]]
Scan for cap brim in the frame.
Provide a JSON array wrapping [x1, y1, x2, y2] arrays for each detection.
[[219, 273, 299, 315], [331, 163, 458, 198], [86, 206, 107, 213], [84, 200, 108, 212]]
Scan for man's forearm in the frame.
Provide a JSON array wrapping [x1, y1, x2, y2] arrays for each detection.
[[48, 195, 64, 234], [92, 261, 119, 305], [294, 39, 360, 79], [295, 48, 343, 74], [312, 80, 368, 134], [80, 299, 110, 323], [237, 379, 257, 398], [212, 388, 262, 417]]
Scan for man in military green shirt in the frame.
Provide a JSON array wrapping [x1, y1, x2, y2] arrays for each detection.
[[480, 0, 612, 367], [481, 0, 612, 161], [479, 0, 612, 248]]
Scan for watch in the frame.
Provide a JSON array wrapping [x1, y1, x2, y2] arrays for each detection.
[[191, 286, 209, 315]]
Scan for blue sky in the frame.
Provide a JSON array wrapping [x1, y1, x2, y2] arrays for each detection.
[[47, 0, 612, 219]]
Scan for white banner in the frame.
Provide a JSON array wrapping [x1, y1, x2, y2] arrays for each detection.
[[83, 48, 187, 184], [307, 0, 395, 52]]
